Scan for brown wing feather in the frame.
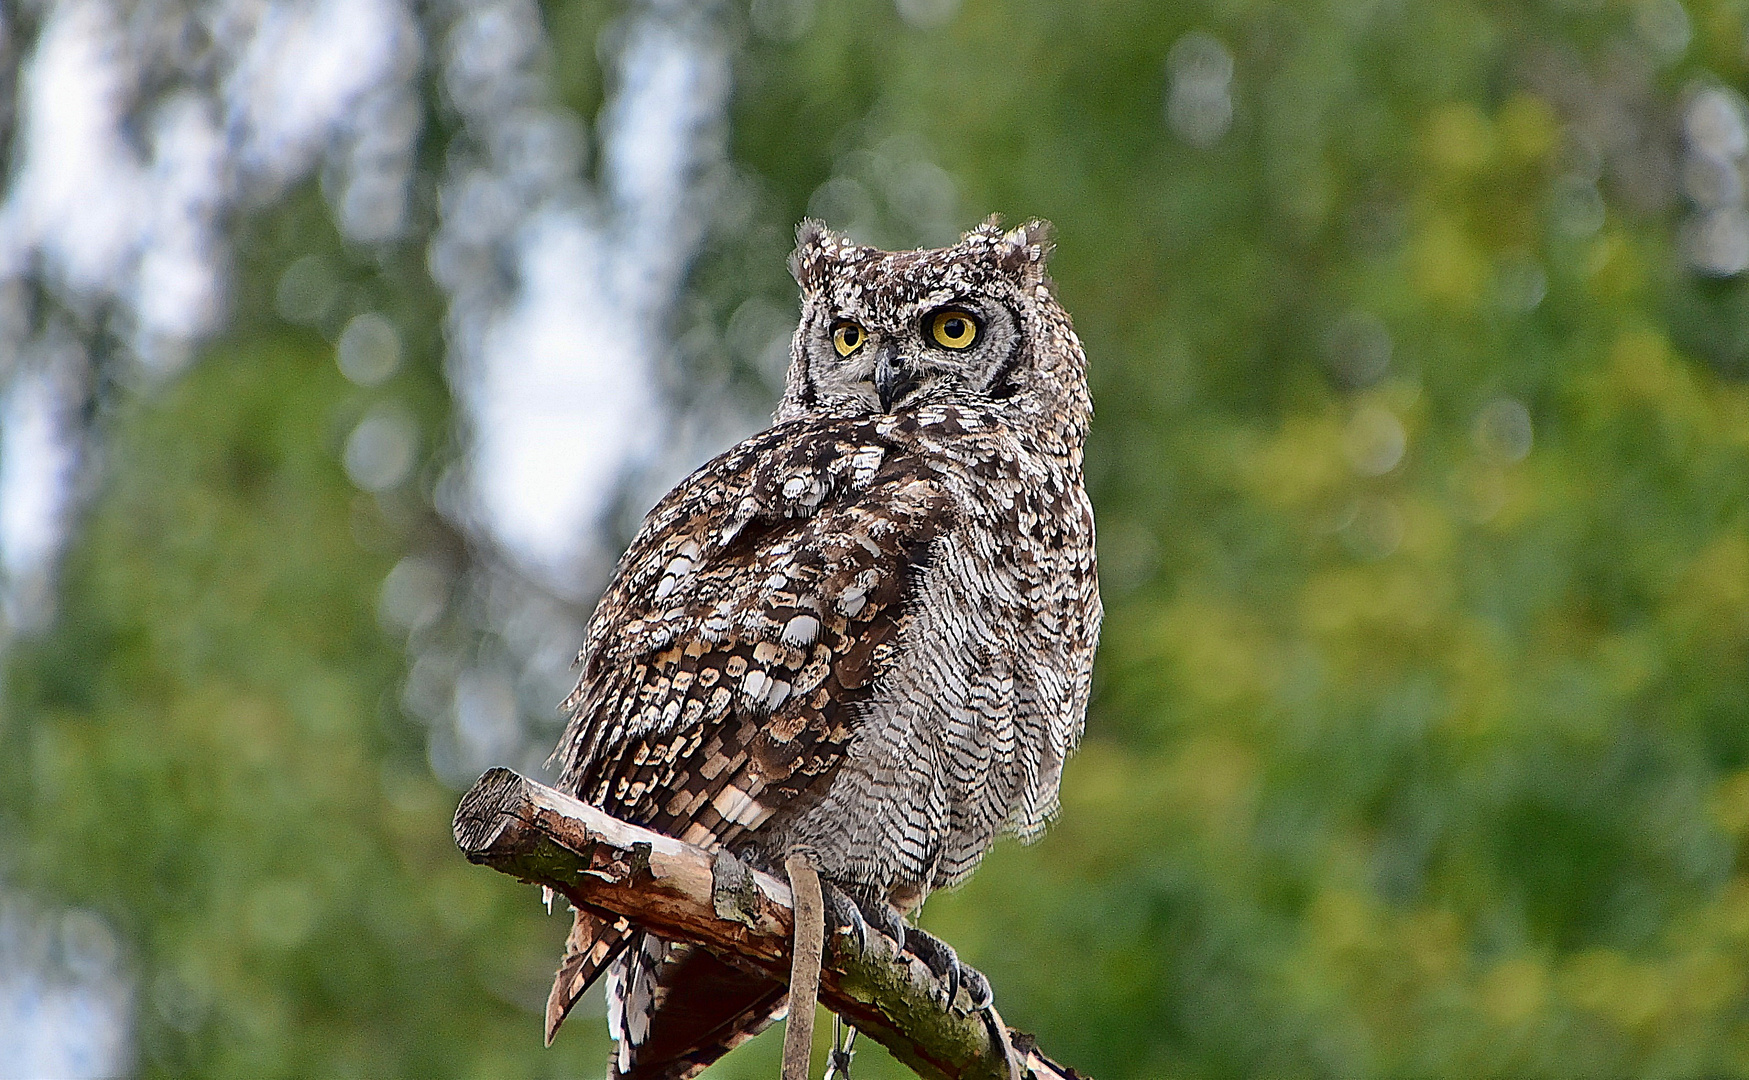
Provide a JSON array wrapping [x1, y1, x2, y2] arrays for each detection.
[[545, 415, 953, 1051], [558, 416, 951, 846], [608, 942, 789, 1080], [545, 908, 634, 1045]]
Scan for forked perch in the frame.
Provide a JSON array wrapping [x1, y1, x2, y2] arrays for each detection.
[[453, 767, 1081, 1080]]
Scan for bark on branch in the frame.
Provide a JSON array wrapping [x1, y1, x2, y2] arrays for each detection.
[[453, 767, 1083, 1080]]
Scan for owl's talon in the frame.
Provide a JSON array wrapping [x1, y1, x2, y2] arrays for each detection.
[[941, 952, 961, 1008], [901, 925, 990, 1013], [874, 907, 907, 952], [962, 964, 993, 1011], [822, 883, 870, 954], [849, 889, 908, 953], [825, 884, 911, 961]]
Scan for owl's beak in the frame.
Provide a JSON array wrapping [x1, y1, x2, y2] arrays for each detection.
[[873, 344, 915, 412]]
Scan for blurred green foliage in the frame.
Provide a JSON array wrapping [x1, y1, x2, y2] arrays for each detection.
[[0, 190, 616, 1076], [8, 0, 1749, 1078]]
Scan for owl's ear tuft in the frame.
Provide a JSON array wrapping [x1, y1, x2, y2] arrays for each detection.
[[790, 219, 846, 290], [968, 214, 1006, 242], [997, 219, 1054, 284]]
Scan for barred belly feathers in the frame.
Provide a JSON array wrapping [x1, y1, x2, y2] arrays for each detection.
[[545, 218, 1101, 1079]]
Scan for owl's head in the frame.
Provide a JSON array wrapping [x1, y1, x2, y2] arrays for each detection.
[[778, 217, 1089, 438]]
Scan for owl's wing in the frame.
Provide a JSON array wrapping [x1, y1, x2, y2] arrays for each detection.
[[544, 416, 954, 1063], [557, 415, 949, 842]]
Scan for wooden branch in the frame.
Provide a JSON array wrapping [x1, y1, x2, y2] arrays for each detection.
[[453, 767, 1083, 1080]]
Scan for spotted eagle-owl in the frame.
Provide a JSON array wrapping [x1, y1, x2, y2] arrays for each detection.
[[545, 217, 1101, 1079]]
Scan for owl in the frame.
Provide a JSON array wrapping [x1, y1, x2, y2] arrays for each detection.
[[545, 217, 1101, 1079]]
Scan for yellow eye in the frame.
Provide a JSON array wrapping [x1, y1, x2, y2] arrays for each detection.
[[927, 309, 979, 350], [832, 321, 866, 357]]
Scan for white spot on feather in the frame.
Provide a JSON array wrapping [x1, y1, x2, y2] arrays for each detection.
[[782, 614, 820, 645], [711, 785, 768, 827], [851, 446, 885, 480], [743, 669, 768, 700]]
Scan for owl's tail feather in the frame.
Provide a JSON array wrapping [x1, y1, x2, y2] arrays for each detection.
[[546, 907, 636, 1045], [608, 933, 790, 1080]]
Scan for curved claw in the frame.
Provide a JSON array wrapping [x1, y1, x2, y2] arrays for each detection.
[[961, 964, 993, 1011], [868, 900, 907, 953], [903, 925, 989, 1011], [822, 886, 993, 1014], [822, 883, 870, 953], [940, 946, 961, 1009]]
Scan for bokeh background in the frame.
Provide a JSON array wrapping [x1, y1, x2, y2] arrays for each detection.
[[2, 0, 1749, 1077]]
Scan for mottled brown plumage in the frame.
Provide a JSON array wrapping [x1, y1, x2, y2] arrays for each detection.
[[546, 218, 1101, 1079]]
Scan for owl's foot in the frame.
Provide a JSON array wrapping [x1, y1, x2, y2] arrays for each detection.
[[820, 886, 991, 1013], [902, 925, 993, 1013], [822, 883, 908, 956]]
